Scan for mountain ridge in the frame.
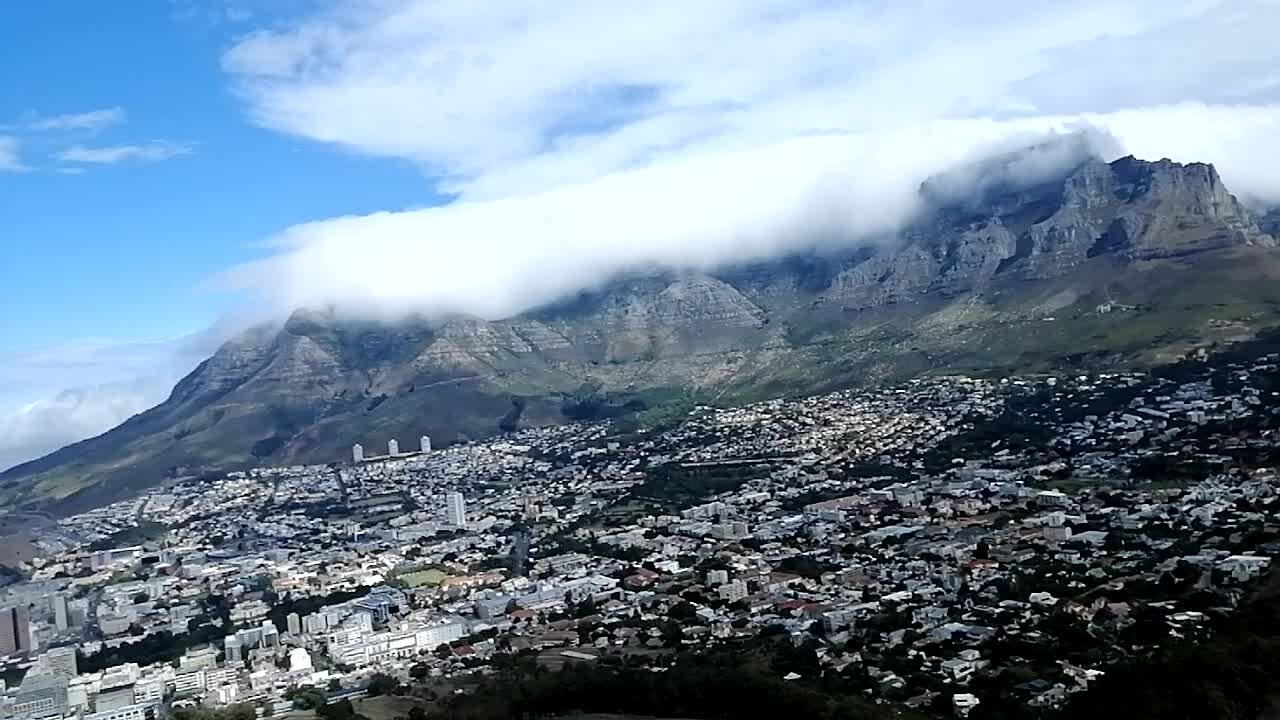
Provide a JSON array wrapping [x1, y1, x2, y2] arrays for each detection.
[[3, 153, 1278, 514]]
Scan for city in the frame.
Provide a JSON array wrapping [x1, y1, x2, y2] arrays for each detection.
[[2, 339, 1278, 719]]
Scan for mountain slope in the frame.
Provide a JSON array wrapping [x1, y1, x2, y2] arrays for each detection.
[[3, 154, 1278, 514]]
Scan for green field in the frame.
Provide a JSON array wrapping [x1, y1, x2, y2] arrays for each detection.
[[397, 569, 448, 588]]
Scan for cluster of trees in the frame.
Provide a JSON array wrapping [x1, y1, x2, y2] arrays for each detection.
[[434, 640, 924, 720], [266, 586, 371, 632], [1051, 586, 1280, 720], [78, 623, 226, 674], [629, 461, 773, 509], [87, 521, 168, 552]]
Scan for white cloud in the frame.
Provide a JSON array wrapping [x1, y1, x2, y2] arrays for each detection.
[[57, 141, 194, 165], [0, 136, 29, 172], [28, 107, 126, 132], [217, 0, 1280, 321], [0, 383, 164, 473], [0, 330, 233, 472], [223, 0, 1280, 197]]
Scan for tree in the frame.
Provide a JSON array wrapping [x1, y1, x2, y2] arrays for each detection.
[[366, 673, 401, 697], [668, 601, 698, 622], [132, 592, 150, 604], [286, 686, 327, 710], [409, 663, 429, 681], [317, 699, 356, 720]]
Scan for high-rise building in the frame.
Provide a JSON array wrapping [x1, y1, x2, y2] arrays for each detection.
[[420, 435, 432, 453], [352, 444, 364, 463], [260, 620, 280, 648], [34, 646, 78, 680], [388, 439, 400, 456], [52, 595, 69, 633], [0, 605, 32, 656], [223, 635, 242, 664], [286, 612, 301, 636], [445, 492, 467, 529]]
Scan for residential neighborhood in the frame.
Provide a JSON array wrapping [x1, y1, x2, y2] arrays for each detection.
[[3, 347, 1279, 719]]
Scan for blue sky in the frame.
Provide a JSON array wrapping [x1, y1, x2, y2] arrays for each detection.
[[0, 2, 434, 351], [2, 0, 1279, 471]]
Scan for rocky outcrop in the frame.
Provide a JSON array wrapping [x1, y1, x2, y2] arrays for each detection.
[[822, 156, 1272, 309]]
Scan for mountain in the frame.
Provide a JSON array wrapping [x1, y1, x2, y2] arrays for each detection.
[[4, 154, 1279, 514]]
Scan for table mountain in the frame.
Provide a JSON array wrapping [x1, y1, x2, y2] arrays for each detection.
[[4, 154, 1278, 513]]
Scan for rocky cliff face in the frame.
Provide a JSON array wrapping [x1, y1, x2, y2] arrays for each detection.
[[821, 157, 1273, 311], [4, 154, 1278, 513]]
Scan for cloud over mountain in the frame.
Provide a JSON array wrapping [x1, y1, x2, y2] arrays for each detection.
[[10, 0, 1280, 473], [220, 0, 1280, 322]]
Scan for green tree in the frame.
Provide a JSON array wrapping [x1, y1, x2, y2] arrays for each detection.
[[366, 673, 401, 697]]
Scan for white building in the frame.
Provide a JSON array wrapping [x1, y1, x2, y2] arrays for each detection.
[[446, 492, 467, 529], [32, 646, 77, 680], [288, 648, 312, 673], [52, 595, 69, 632], [83, 703, 156, 720], [223, 635, 242, 664], [388, 439, 400, 456], [352, 444, 364, 463], [420, 435, 432, 453], [718, 579, 748, 603]]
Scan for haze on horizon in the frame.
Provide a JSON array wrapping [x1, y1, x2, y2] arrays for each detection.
[[4, 0, 1280, 471]]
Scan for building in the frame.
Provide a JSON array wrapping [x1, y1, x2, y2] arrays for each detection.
[[446, 492, 467, 529], [420, 435, 432, 453], [260, 620, 280, 648], [11, 675, 68, 719], [415, 621, 465, 650], [170, 669, 205, 697], [33, 646, 78, 680], [352, 444, 364, 463], [0, 605, 32, 656], [302, 612, 328, 635], [52, 595, 69, 633], [286, 612, 301, 636], [223, 635, 242, 664], [95, 684, 136, 713], [718, 579, 748, 603], [84, 703, 157, 720], [388, 439, 400, 456], [178, 646, 219, 672], [288, 647, 312, 672]]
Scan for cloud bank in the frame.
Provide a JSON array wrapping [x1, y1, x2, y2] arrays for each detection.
[[220, 0, 1280, 322]]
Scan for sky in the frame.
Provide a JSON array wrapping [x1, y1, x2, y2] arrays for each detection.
[[3, 0, 1280, 471]]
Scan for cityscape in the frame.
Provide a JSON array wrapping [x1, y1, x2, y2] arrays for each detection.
[[4, 3, 1280, 720], [2, 339, 1279, 719]]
